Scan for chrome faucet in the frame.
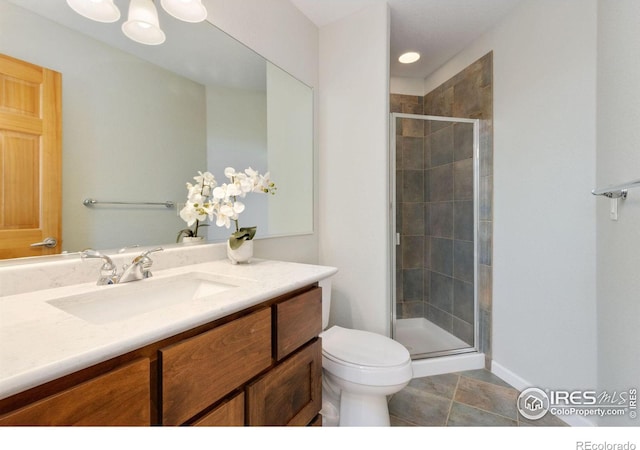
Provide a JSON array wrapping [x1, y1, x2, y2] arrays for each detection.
[[81, 247, 163, 285], [80, 249, 118, 285], [118, 248, 163, 283]]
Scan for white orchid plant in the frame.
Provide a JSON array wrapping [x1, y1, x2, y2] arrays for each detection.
[[177, 167, 276, 249]]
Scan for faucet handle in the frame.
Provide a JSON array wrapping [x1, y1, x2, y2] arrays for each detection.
[[80, 248, 115, 268], [80, 249, 117, 285], [142, 247, 164, 257], [136, 247, 163, 279], [133, 247, 163, 263], [80, 248, 102, 259]]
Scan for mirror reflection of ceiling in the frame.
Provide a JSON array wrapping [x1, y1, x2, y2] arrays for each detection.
[[6, 0, 267, 91]]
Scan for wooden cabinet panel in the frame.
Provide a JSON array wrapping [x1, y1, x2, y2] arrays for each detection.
[[246, 339, 322, 426], [193, 392, 244, 426], [274, 287, 322, 361], [160, 307, 272, 425], [0, 358, 150, 426]]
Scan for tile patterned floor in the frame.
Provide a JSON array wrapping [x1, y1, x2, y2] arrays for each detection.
[[389, 369, 567, 426]]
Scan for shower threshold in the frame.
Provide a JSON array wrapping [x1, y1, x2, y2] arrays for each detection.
[[395, 317, 473, 359]]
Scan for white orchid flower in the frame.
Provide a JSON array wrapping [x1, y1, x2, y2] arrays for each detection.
[[225, 182, 242, 197], [233, 177, 252, 196], [180, 168, 276, 240], [224, 167, 236, 179], [194, 171, 216, 187], [179, 202, 201, 227], [232, 201, 245, 215], [215, 203, 237, 228], [212, 186, 227, 201]]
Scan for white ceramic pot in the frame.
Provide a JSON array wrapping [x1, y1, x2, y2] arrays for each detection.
[[226, 239, 253, 264], [181, 236, 204, 244]]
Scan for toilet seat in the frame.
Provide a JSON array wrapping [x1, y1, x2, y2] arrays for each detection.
[[321, 326, 412, 386]]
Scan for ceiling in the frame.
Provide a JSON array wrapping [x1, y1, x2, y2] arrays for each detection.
[[6, 0, 267, 90], [290, 0, 525, 79]]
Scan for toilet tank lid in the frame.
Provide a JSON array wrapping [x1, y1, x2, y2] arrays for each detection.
[[321, 326, 410, 367]]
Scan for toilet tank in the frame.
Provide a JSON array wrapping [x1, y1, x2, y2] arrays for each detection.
[[318, 277, 332, 330]]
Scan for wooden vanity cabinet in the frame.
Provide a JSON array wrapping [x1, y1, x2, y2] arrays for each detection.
[[159, 307, 272, 425], [192, 392, 245, 426], [162, 285, 323, 426], [0, 358, 150, 426], [273, 287, 323, 361], [244, 286, 323, 426], [0, 284, 323, 427], [246, 339, 322, 426]]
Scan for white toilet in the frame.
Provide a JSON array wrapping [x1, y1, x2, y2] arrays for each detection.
[[319, 278, 413, 426]]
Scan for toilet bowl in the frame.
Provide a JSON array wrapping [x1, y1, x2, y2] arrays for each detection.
[[319, 279, 412, 426]]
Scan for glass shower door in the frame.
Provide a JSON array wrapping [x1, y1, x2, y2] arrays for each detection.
[[390, 113, 479, 359]]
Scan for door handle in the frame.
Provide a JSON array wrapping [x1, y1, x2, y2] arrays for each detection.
[[30, 237, 58, 248]]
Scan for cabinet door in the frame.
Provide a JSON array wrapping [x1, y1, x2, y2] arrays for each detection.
[[0, 358, 150, 426], [246, 339, 322, 426], [160, 308, 272, 425], [192, 392, 244, 426], [274, 287, 322, 361]]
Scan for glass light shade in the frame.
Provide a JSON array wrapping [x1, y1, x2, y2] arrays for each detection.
[[122, 0, 166, 45], [66, 0, 121, 23], [161, 0, 207, 23]]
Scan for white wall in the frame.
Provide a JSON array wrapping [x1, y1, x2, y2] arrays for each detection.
[[389, 76, 425, 97], [424, 0, 598, 404], [596, 0, 640, 427], [318, 3, 391, 335], [205, 0, 320, 263]]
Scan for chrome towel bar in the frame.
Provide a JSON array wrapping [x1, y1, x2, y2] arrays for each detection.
[[83, 198, 175, 208], [592, 178, 640, 199]]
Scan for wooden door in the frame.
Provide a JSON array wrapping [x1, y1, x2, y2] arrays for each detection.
[[0, 53, 62, 259]]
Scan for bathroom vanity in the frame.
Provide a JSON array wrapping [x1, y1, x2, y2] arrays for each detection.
[[0, 259, 336, 426]]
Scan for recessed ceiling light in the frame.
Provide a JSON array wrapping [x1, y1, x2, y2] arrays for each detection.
[[398, 52, 420, 64]]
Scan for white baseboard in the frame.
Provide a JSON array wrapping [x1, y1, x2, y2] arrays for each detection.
[[491, 360, 596, 427]]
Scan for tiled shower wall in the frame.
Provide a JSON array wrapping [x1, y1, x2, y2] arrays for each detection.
[[391, 52, 493, 362]]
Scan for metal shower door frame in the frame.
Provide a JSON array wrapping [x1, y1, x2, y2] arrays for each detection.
[[389, 112, 480, 359]]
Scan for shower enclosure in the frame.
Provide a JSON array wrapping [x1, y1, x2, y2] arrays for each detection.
[[390, 113, 479, 360]]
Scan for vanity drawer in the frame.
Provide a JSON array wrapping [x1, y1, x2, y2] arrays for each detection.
[[160, 307, 272, 425], [246, 338, 322, 426], [192, 392, 244, 426], [273, 287, 322, 361], [0, 358, 150, 426]]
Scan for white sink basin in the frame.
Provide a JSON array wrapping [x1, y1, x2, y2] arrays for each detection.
[[47, 272, 238, 324]]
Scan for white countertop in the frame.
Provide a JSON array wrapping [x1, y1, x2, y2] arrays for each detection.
[[0, 259, 337, 400]]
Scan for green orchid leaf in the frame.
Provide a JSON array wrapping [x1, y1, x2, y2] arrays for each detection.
[[176, 228, 195, 242], [228, 226, 257, 250]]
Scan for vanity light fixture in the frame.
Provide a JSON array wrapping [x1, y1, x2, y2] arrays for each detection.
[[67, 0, 208, 46], [122, 0, 166, 45], [398, 51, 421, 64], [66, 0, 121, 23], [161, 0, 207, 23]]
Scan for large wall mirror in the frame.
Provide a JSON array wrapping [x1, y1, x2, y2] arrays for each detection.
[[0, 0, 313, 260]]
